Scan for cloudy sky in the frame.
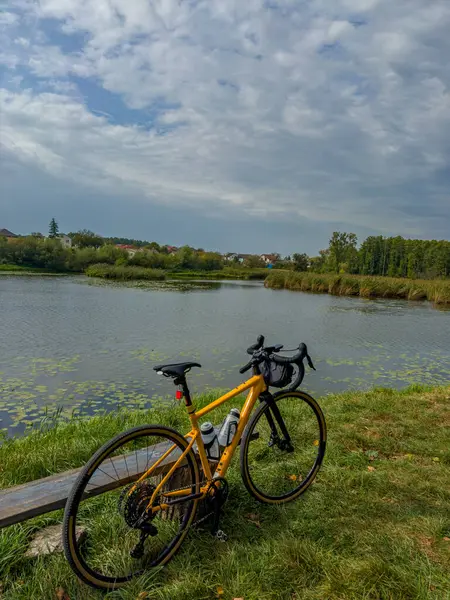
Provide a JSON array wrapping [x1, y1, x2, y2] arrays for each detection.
[[1, 0, 449, 254]]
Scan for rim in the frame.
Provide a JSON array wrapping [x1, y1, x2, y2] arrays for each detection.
[[65, 428, 198, 586], [244, 393, 324, 501]]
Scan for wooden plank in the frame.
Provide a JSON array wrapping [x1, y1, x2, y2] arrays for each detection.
[[0, 430, 258, 528], [0, 438, 185, 529]]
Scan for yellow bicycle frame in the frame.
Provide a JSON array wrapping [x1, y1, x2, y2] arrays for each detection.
[[128, 374, 267, 512]]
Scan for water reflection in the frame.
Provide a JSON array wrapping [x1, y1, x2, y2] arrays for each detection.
[[0, 276, 448, 437]]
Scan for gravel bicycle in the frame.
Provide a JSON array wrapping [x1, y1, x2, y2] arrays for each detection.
[[63, 335, 327, 589]]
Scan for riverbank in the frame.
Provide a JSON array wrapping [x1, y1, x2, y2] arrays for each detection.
[[265, 271, 450, 305], [1, 385, 449, 599], [167, 267, 268, 280], [0, 265, 68, 276], [84, 264, 270, 281]]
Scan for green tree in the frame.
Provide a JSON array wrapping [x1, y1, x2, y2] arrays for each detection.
[[175, 246, 197, 270], [48, 218, 59, 238], [145, 242, 161, 252], [0, 235, 8, 263], [244, 255, 265, 268], [309, 249, 329, 272], [328, 232, 357, 273], [69, 229, 104, 249], [292, 253, 309, 272], [197, 252, 223, 271]]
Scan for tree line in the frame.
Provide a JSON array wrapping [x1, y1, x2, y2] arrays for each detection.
[[1, 220, 449, 279], [305, 232, 450, 279], [0, 237, 226, 273]]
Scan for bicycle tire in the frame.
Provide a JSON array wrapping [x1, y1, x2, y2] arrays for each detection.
[[63, 424, 200, 590], [240, 390, 326, 503]]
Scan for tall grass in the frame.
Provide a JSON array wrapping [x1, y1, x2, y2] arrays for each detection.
[[1, 385, 449, 599], [85, 264, 166, 281], [0, 264, 58, 274], [266, 271, 450, 305], [167, 267, 270, 280]]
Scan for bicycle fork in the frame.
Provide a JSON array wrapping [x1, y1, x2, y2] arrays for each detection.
[[260, 392, 294, 452]]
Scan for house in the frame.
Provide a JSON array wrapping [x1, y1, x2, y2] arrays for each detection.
[[260, 254, 279, 265], [57, 234, 72, 249], [166, 245, 178, 254], [45, 234, 72, 248], [224, 253, 238, 262], [115, 244, 147, 258], [0, 228, 17, 238], [224, 253, 255, 264], [115, 244, 137, 257]]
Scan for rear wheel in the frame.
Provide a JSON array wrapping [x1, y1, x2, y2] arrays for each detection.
[[240, 390, 326, 503], [63, 425, 200, 590]]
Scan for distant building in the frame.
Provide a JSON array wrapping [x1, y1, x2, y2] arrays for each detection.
[[224, 253, 253, 264], [45, 234, 72, 247], [115, 244, 142, 257], [166, 245, 178, 254], [260, 254, 279, 265], [0, 228, 17, 238], [57, 234, 72, 249]]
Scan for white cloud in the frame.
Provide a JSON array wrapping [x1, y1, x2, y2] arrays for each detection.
[[0, 12, 18, 27], [1, 0, 450, 240]]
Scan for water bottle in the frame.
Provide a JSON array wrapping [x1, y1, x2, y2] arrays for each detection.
[[200, 421, 220, 460], [218, 408, 240, 448]]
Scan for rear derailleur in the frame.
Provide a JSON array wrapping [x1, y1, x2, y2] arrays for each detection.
[[118, 481, 159, 559]]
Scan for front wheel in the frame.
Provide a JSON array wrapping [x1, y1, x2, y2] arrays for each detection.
[[63, 425, 200, 590], [240, 390, 326, 503]]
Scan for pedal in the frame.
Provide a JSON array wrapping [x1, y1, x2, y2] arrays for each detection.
[[215, 529, 228, 542]]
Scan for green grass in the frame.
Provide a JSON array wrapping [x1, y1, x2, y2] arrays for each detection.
[[85, 265, 270, 281], [1, 385, 449, 599], [85, 264, 166, 281], [0, 265, 67, 275], [265, 272, 450, 306], [1, 263, 272, 281]]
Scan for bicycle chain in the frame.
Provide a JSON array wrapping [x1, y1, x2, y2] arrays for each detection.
[[156, 479, 221, 528]]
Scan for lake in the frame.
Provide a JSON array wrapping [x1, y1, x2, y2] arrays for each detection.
[[1, 276, 449, 437]]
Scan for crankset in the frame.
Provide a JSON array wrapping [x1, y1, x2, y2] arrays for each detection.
[[193, 477, 229, 536]]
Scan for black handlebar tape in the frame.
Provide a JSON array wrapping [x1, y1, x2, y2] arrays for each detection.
[[239, 360, 253, 374], [247, 334, 265, 355], [287, 362, 305, 392], [271, 343, 307, 365]]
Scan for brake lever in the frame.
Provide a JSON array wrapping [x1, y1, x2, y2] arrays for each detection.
[[306, 354, 316, 371]]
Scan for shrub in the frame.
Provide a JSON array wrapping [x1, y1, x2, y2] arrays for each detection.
[[85, 264, 166, 281]]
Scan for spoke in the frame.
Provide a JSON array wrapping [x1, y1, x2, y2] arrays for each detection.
[[109, 456, 120, 481], [69, 431, 197, 584], [94, 466, 121, 484], [123, 450, 131, 481]]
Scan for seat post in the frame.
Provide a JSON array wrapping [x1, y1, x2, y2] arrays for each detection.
[[174, 375, 192, 407]]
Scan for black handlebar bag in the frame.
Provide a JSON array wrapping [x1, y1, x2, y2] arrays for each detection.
[[261, 360, 294, 388]]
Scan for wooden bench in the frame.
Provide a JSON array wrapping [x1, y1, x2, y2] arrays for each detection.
[[0, 430, 257, 528]]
